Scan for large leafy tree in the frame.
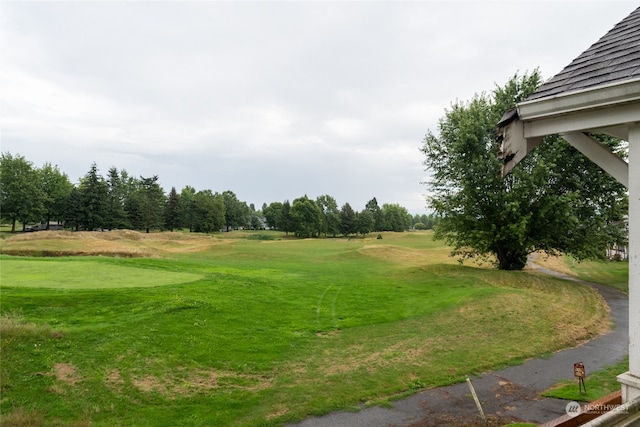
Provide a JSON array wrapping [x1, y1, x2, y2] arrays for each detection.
[[180, 186, 198, 232], [0, 152, 43, 231], [355, 209, 375, 236], [291, 195, 322, 238], [316, 194, 341, 237], [263, 201, 283, 230], [38, 162, 73, 229], [222, 190, 249, 232], [365, 197, 385, 232], [421, 70, 628, 270], [193, 190, 225, 233], [381, 203, 411, 232]]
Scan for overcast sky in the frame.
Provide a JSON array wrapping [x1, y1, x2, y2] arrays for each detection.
[[1, 1, 637, 214]]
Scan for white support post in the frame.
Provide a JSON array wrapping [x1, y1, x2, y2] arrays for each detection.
[[618, 123, 640, 403]]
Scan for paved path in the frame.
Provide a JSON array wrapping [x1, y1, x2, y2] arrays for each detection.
[[287, 265, 629, 426]]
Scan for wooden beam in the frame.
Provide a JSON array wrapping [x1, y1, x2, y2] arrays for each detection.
[[497, 116, 542, 176], [560, 132, 629, 187]]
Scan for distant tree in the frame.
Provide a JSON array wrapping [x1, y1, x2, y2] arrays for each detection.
[[180, 186, 197, 232], [382, 203, 411, 232], [38, 162, 73, 229], [355, 209, 375, 236], [165, 187, 183, 232], [281, 200, 293, 236], [78, 163, 109, 230], [412, 214, 438, 230], [422, 214, 439, 230], [65, 186, 83, 231], [291, 195, 322, 238], [421, 70, 628, 269], [0, 152, 43, 231], [316, 194, 340, 237], [249, 215, 263, 230], [105, 167, 132, 230], [263, 201, 283, 230], [193, 190, 225, 233], [339, 203, 357, 236], [223, 190, 249, 231], [128, 176, 166, 233], [365, 197, 385, 232]]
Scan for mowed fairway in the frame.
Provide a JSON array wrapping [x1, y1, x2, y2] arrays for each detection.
[[0, 231, 609, 426]]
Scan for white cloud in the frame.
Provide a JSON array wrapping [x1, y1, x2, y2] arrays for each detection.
[[1, 1, 637, 214]]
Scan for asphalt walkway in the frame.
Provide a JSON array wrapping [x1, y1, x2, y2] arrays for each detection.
[[287, 264, 629, 426]]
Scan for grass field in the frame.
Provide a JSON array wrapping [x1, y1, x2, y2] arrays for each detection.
[[564, 257, 629, 293], [0, 230, 611, 426]]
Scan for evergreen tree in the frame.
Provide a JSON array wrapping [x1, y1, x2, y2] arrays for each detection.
[[78, 163, 109, 231], [165, 186, 183, 232], [128, 176, 165, 233], [105, 167, 131, 229]]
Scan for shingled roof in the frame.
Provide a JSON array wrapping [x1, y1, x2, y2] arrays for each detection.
[[527, 6, 640, 101]]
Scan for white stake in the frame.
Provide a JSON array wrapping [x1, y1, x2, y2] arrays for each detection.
[[466, 377, 488, 426]]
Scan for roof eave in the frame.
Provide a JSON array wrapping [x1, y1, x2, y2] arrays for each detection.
[[517, 78, 640, 121]]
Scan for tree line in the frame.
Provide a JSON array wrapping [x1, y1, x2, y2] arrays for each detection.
[[0, 154, 433, 237]]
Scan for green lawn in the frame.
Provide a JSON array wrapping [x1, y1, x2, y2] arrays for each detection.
[[564, 256, 629, 292], [542, 356, 628, 402], [0, 231, 611, 426], [0, 258, 203, 288]]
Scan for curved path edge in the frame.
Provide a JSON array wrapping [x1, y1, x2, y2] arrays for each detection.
[[287, 262, 629, 427]]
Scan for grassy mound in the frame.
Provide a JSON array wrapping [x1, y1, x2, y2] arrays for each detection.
[[0, 229, 225, 258]]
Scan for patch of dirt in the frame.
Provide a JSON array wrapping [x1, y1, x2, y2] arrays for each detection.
[[105, 369, 125, 392], [132, 375, 167, 394], [123, 368, 272, 398], [316, 330, 342, 338], [492, 378, 528, 400], [53, 363, 81, 385], [321, 338, 438, 376]]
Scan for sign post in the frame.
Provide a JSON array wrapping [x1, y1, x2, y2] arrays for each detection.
[[574, 362, 587, 394]]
